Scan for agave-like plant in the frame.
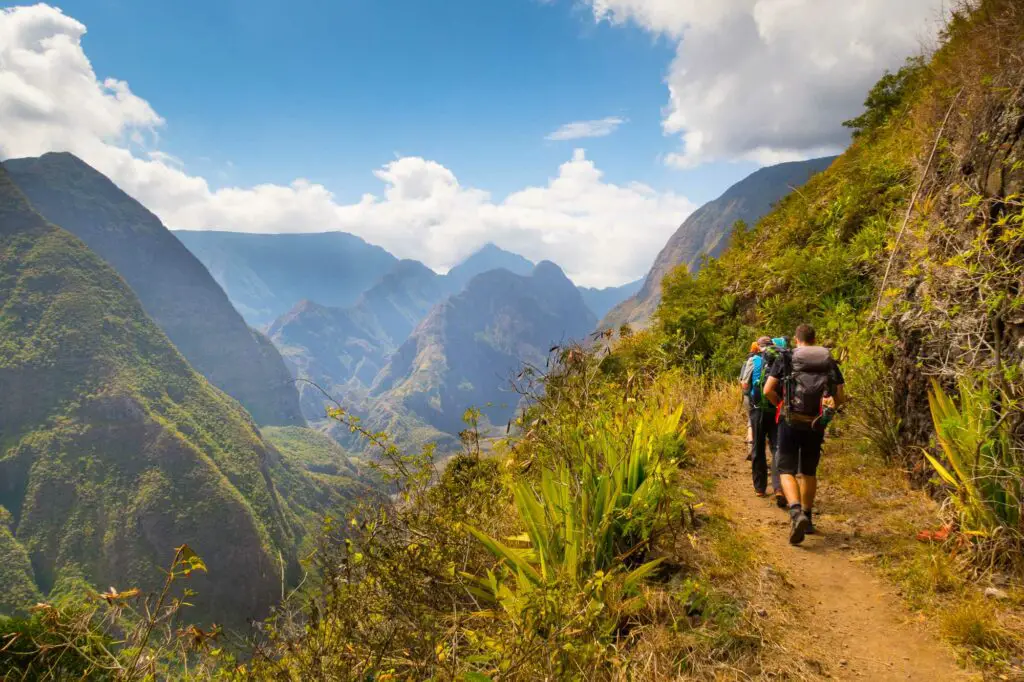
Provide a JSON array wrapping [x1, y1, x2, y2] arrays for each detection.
[[924, 378, 1022, 542], [463, 406, 683, 609]]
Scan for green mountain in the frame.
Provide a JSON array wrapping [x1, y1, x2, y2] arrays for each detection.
[[173, 230, 399, 327], [371, 261, 597, 435], [600, 156, 837, 332], [268, 260, 451, 422], [4, 154, 303, 427], [267, 245, 640, 423], [269, 298, 393, 420], [0, 167, 336, 624]]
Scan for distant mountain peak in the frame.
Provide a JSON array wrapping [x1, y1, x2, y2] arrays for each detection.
[[599, 156, 836, 332], [446, 243, 534, 291], [531, 259, 571, 283]]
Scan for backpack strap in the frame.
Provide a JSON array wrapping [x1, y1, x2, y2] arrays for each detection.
[[780, 350, 795, 421]]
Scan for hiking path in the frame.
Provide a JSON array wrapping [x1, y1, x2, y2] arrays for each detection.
[[715, 434, 977, 681]]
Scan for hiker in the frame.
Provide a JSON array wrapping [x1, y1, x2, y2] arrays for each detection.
[[745, 337, 784, 498], [763, 324, 844, 545], [769, 337, 789, 509], [738, 340, 760, 459]]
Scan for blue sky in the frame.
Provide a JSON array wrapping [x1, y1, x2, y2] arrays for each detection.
[[45, 0, 757, 205], [1, 0, 946, 285]]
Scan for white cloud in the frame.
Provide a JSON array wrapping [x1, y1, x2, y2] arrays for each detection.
[[545, 116, 627, 141], [0, 4, 692, 288], [582, 0, 950, 166]]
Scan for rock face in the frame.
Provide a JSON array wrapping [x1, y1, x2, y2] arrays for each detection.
[[173, 230, 399, 327], [4, 153, 304, 427], [600, 157, 837, 332], [371, 262, 597, 434], [0, 167, 317, 624]]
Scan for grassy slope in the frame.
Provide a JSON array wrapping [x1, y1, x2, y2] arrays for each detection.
[[653, 0, 1024, 457], [0, 168, 337, 624], [262, 426, 378, 530], [601, 156, 837, 333]]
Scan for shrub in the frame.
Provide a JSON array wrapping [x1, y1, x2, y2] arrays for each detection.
[[462, 405, 685, 675], [925, 378, 1023, 566]]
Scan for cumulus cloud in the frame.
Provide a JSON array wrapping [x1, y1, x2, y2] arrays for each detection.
[[545, 116, 627, 141], [583, 0, 950, 166], [0, 4, 693, 288]]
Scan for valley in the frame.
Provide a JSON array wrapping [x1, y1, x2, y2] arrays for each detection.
[[2, 1, 1023, 679]]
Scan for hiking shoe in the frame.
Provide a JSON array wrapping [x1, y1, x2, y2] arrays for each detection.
[[805, 511, 816, 535], [775, 494, 787, 510], [789, 512, 810, 545], [754, 489, 768, 498]]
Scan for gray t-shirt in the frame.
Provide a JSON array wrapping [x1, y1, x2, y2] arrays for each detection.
[[739, 356, 755, 384]]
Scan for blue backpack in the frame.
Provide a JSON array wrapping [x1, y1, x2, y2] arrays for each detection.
[[749, 344, 784, 409]]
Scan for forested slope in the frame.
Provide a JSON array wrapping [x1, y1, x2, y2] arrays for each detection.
[[5, 154, 304, 426], [0, 168, 324, 625]]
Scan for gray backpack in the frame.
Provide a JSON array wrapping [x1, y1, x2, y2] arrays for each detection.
[[783, 346, 833, 422]]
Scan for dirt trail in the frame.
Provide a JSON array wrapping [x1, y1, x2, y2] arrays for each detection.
[[716, 435, 976, 681]]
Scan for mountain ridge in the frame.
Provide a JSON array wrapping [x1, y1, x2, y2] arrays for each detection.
[[600, 156, 837, 332], [0, 166, 321, 623], [173, 229, 399, 327], [4, 153, 304, 427]]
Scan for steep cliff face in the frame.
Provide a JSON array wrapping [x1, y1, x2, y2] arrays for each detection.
[[601, 157, 836, 332], [0, 168, 311, 624], [4, 153, 304, 427]]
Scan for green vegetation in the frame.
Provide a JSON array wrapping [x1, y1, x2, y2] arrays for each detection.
[[5, 153, 304, 426], [262, 426, 379, 537], [0, 168, 350, 626], [925, 379, 1022, 563], [5, 1, 1024, 678], [461, 406, 682, 672], [0, 545, 223, 681], [600, 156, 835, 332]]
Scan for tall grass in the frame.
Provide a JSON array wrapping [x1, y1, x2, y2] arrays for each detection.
[[925, 378, 1023, 564], [464, 405, 684, 617]]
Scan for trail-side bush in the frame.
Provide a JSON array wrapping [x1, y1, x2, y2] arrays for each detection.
[[845, 353, 904, 463], [925, 377, 1023, 569], [461, 400, 686, 677], [0, 545, 222, 681]]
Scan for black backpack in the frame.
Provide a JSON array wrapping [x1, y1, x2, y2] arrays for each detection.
[[781, 346, 834, 424]]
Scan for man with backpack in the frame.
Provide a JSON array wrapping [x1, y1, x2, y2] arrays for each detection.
[[763, 324, 845, 545], [744, 336, 784, 498]]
